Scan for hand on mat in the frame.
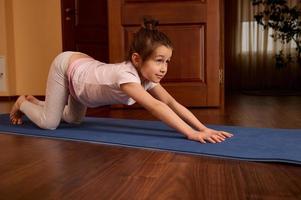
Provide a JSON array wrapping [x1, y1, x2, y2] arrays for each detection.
[[188, 128, 233, 144]]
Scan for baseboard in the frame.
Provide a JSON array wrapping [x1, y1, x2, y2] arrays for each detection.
[[0, 96, 18, 101], [0, 96, 45, 101]]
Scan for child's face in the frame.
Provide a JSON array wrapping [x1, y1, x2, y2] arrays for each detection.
[[139, 45, 172, 83]]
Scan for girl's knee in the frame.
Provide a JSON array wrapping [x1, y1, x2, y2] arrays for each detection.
[[39, 120, 60, 130], [65, 117, 83, 125], [63, 112, 85, 125]]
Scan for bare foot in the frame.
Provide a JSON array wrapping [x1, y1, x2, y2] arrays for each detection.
[[10, 95, 26, 125], [26, 95, 41, 105]]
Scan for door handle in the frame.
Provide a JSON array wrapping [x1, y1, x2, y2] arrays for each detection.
[[65, 8, 76, 15], [65, 8, 76, 21]]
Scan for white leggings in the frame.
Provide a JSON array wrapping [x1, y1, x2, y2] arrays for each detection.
[[20, 51, 87, 130]]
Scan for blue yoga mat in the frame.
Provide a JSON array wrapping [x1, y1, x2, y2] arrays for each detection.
[[0, 114, 301, 165]]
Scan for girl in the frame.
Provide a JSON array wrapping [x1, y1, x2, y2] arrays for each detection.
[[10, 19, 233, 144]]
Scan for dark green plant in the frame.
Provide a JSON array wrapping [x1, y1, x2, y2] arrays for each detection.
[[251, 0, 301, 68]]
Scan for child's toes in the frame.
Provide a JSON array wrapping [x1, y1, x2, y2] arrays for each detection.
[[10, 118, 16, 124], [10, 117, 21, 125], [17, 118, 23, 125]]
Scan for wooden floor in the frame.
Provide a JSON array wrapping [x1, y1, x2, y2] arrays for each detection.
[[0, 93, 301, 199]]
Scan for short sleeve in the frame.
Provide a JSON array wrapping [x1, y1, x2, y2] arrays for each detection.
[[116, 63, 141, 87], [144, 81, 158, 91]]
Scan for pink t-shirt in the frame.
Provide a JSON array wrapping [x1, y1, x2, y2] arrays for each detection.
[[67, 58, 157, 107]]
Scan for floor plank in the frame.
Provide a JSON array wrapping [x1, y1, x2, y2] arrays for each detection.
[[0, 93, 301, 199]]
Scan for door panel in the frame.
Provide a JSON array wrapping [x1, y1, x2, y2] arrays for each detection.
[[123, 2, 206, 24], [61, 0, 108, 62], [108, 0, 223, 107]]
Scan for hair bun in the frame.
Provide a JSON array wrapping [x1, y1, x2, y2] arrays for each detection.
[[143, 18, 159, 30]]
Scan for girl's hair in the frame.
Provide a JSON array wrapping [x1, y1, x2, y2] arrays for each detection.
[[127, 18, 173, 62]]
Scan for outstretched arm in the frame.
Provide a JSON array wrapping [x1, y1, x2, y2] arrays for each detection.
[[149, 84, 207, 131], [121, 83, 232, 143], [121, 83, 195, 137], [148, 84, 233, 143]]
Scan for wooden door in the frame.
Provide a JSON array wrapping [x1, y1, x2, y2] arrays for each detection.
[[61, 0, 109, 62], [108, 0, 224, 107]]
